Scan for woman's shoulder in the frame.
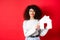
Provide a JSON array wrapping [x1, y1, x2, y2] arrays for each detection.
[[23, 20, 28, 23], [23, 19, 39, 22], [23, 20, 28, 21]]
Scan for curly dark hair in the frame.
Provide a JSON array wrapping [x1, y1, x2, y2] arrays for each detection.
[[23, 5, 42, 20]]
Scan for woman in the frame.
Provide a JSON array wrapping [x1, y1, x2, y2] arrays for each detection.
[[23, 5, 49, 40]]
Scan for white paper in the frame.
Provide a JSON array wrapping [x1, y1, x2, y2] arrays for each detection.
[[38, 15, 52, 29]]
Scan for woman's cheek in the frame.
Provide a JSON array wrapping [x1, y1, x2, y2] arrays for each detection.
[[29, 12, 32, 15], [29, 12, 35, 17]]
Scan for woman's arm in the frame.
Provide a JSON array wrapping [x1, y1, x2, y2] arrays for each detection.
[[23, 21, 37, 37], [36, 23, 49, 37], [40, 28, 49, 37]]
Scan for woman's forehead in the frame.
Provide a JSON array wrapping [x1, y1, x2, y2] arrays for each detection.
[[29, 8, 34, 11]]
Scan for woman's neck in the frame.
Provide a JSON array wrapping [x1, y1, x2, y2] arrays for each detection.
[[30, 17, 35, 20]]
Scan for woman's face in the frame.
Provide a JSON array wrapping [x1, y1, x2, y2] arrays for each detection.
[[29, 8, 35, 17]]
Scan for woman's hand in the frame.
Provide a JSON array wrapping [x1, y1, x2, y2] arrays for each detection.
[[35, 23, 40, 30]]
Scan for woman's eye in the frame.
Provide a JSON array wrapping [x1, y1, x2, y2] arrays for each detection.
[[29, 10, 33, 12], [29, 11, 34, 12]]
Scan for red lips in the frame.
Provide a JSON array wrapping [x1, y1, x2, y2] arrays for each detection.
[[31, 14, 34, 15]]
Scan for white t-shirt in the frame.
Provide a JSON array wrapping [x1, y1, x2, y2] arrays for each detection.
[[23, 19, 49, 37]]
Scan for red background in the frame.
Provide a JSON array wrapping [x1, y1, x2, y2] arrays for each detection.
[[0, 0, 60, 40]]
